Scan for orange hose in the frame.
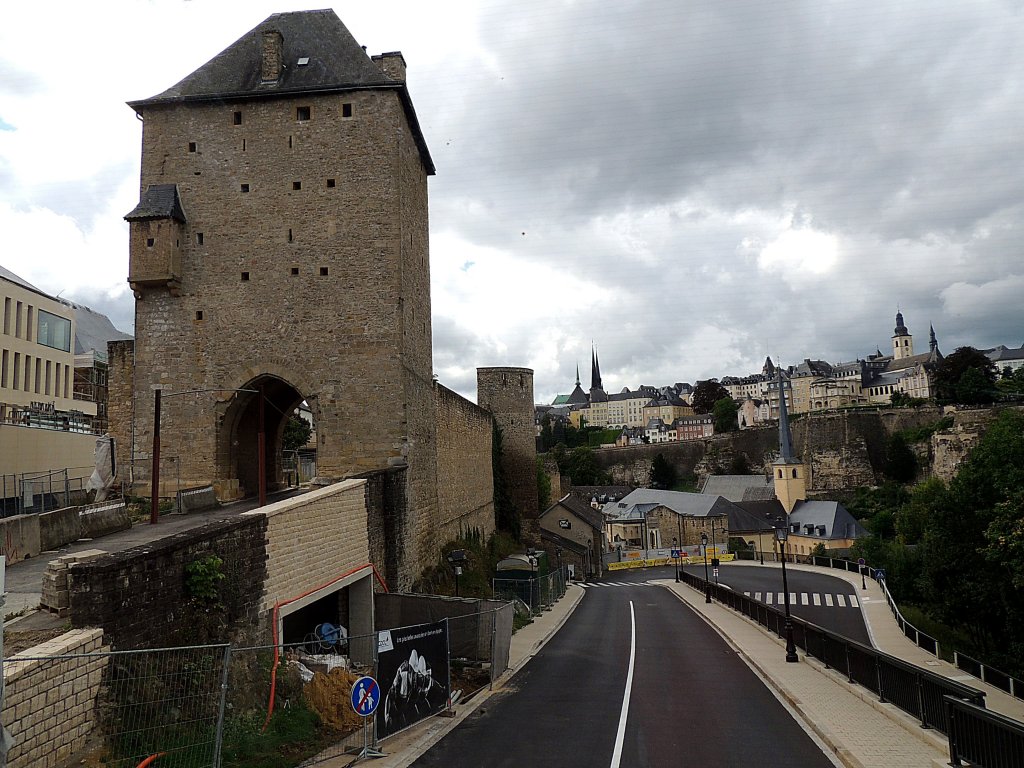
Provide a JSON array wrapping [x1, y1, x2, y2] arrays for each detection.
[[136, 753, 166, 768], [261, 563, 388, 732]]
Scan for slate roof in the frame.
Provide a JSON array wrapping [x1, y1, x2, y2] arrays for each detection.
[[124, 184, 186, 222], [700, 474, 773, 502], [541, 493, 604, 532], [985, 345, 1024, 363], [734, 499, 867, 540], [63, 301, 133, 356], [0, 264, 43, 295], [566, 384, 589, 405], [128, 10, 434, 174], [610, 488, 774, 534]]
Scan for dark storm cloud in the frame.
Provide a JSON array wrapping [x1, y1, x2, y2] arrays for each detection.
[[414, 0, 1024, 398]]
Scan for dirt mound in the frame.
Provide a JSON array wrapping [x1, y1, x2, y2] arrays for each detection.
[[305, 667, 364, 733]]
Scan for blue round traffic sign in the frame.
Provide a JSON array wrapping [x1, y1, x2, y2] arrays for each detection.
[[351, 675, 380, 717]]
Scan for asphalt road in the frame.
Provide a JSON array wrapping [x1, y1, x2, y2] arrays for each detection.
[[412, 581, 838, 768]]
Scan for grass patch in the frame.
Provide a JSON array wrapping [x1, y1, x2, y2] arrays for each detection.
[[221, 705, 339, 768]]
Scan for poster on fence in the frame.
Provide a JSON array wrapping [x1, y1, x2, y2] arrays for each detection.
[[376, 619, 450, 739]]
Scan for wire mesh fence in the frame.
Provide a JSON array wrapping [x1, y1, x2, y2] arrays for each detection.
[[492, 566, 569, 615], [1, 604, 516, 768]]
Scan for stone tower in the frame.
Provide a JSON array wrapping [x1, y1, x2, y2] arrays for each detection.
[[772, 368, 806, 514], [892, 310, 914, 360], [118, 11, 438, 578], [477, 367, 538, 537]]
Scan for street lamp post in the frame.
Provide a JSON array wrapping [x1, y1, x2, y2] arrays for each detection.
[[710, 516, 719, 585], [673, 537, 679, 582], [447, 549, 468, 597], [527, 547, 539, 612], [701, 531, 711, 603], [775, 519, 798, 663]]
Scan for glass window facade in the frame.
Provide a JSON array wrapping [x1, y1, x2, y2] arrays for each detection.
[[36, 310, 71, 352]]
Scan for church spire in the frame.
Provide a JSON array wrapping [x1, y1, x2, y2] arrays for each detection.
[[575, 363, 580, 387], [591, 345, 603, 391], [776, 368, 795, 463], [929, 324, 937, 352]]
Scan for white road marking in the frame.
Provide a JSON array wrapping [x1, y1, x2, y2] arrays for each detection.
[[610, 600, 636, 768], [765, 592, 774, 604], [790, 593, 797, 604], [837, 594, 847, 608], [800, 593, 809, 605], [825, 594, 834, 607], [813, 594, 821, 606], [850, 595, 859, 608]]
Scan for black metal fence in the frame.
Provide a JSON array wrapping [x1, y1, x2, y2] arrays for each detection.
[[946, 695, 1024, 767], [679, 570, 983, 733], [955, 652, 1024, 702]]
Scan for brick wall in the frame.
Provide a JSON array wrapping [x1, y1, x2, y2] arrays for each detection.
[[68, 516, 269, 648], [106, 339, 134, 486], [1, 629, 107, 768], [246, 479, 371, 615], [433, 383, 494, 546]]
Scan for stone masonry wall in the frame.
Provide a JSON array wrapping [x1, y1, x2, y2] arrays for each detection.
[[106, 339, 134, 485], [245, 479, 371, 617], [477, 367, 537, 537], [68, 516, 269, 649], [360, 466, 409, 591], [1, 629, 108, 768], [433, 383, 495, 545]]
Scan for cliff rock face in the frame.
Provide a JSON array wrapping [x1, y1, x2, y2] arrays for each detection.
[[929, 407, 1020, 483], [590, 407, 949, 492]]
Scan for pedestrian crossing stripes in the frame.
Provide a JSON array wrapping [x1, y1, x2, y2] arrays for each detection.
[[579, 581, 655, 588], [747, 591, 859, 608]]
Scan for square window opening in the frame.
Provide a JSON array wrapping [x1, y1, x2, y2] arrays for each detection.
[[241, 272, 250, 281], [320, 267, 329, 276], [297, 106, 311, 121], [197, 232, 204, 245], [327, 178, 336, 188], [291, 267, 299, 276], [342, 103, 352, 118], [188, 142, 197, 152], [196, 311, 204, 321], [241, 184, 250, 193], [292, 181, 301, 190], [233, 111, 242, 125], [146, 238, 155, 248]]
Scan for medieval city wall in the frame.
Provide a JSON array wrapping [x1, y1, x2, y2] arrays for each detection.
[[433, 383, 495, 545]]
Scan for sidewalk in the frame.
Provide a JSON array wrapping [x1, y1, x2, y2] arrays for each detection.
[[316, 584, 586, 768]]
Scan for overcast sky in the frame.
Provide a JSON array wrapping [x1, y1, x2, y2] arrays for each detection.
[[2, 1, 1022, 403]]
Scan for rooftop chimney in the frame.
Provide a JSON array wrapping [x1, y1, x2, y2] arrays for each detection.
[[372, 51, 407, 82], [261, 30, 283, 82]]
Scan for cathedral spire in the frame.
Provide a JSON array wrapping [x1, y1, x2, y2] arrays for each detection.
[[929, 324, 937, 352], [591, 345, 603, 391], [575, 363, 580, 387]]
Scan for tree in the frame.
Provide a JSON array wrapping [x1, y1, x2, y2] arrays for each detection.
[[650, 453, 676, 489], [883, 433, 917, 483], [934, 346, 998, 405], [282, 414, 312, 452], [712, 396, 738, 433], [539, 414, 554, 452], [492, 423, 520, 539], [564, 446, 611, 486], [536, 457, 553, 511], [691, 380, 730, 414]]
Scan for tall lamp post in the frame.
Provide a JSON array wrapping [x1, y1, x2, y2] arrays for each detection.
[[447, 549, 467, 597], [701, 531, 711, 603], [775, 518, 798, 663]]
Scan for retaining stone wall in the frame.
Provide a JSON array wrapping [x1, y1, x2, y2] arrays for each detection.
[[1, 628, 107, 768]]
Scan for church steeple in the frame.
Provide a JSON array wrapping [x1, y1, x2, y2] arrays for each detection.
[[929, 324, 937, 353], [892, 308, 914, 360], [773, 368, 806, 513], [590, 346, 603, 391], [575, 363, 581, 387]]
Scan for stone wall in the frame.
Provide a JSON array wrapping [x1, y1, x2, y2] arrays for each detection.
[[433, 383, 494, 545], [106, 339, 135, 484], [589, 407, 951, 493], [0, 514, 40, 565], [1, 629, 108, 768], [359, 466, 409, 591], [68, 516, 269, 649], [477, 367, 537, 537]]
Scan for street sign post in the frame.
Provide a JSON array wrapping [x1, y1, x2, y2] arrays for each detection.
[[348, 676, 384, 760]]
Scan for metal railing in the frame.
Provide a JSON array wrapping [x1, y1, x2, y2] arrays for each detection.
[[492, 566, 569, 615], [2, 605, 513, 768], [946, 695, 1024, 767], [679, 570, 984, 733], [812, 555, 941, 656], [955, 652, 1024, 702], [1, 466, 95, 517]]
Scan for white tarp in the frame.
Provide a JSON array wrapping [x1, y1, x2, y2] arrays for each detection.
[[86, 435, 115, 502]]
